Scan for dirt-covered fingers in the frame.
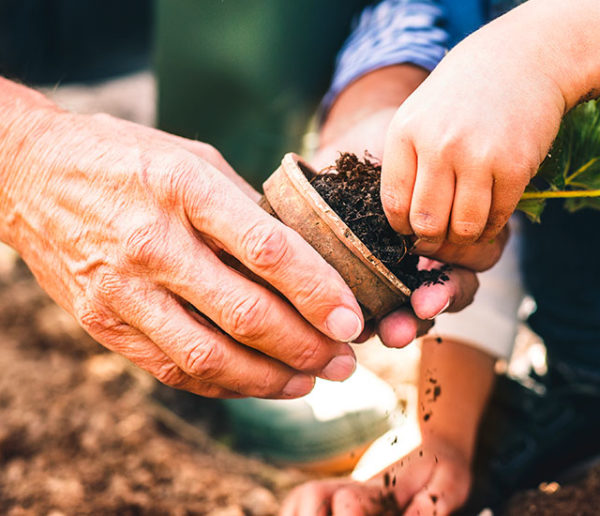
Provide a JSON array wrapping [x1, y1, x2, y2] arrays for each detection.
[[408, 157, 455, 246], [188, 175, 364, 343], [431, 225, 509, 271], [329, 484, 388, 515], [403, 460, 471, 516], [281, 480, 383, 516], [448, 167, 493, 244], [377, 308, 434, 349], [381, 130, 418, 236], [478, 172, 527, 241], [81, 319, 243, 398], [280, 480, 351, 516], [410, 263, 479, 321], [109, 282, 316, 399]]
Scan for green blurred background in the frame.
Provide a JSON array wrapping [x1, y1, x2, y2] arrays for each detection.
[[155, 0, 370, 187]]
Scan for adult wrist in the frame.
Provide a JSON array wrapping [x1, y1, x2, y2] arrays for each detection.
[[0, 82, 68, 250], [320, 64, 428, 147]]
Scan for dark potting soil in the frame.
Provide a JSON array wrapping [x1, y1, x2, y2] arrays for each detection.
[[311, 153, 448, 291]]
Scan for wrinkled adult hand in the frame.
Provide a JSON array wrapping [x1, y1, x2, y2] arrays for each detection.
[[281, 442, 471, 516], [381, 5, 568, 247], [0, 80, 365, 399]]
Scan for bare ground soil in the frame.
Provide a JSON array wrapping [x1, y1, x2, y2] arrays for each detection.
[[0, 254, 308, 516]]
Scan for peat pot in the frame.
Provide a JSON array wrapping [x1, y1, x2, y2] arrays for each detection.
[[259, 153, 411, 321]]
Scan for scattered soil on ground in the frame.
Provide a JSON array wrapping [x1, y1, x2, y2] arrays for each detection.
[[0, 253, 308, 516], [0, 249, 598, 515], [506, 467, 600, 515], [311, 153, 448, 291]]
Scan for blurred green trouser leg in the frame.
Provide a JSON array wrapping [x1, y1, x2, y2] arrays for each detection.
[[155, 0, 369, 187]]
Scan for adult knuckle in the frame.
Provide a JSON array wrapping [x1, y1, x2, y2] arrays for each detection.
[[251, 367, 282, 398], [124, 218, 168, 267], [223, 294, 267, 342], [165, 157, 196, 195], [196, 142, 224, 164], [160, 153, 214, 209], [77, 268, 125, 314], [292, 340, 322, 371], [242, 221, 290, 271], [294, 277, 332, 310], [154, 362, 189, 389], [75, 298, 122, 338], [183, 341, 225, 381]]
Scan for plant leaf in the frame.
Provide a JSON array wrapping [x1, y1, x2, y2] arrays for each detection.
[[516, 197, 546, 223], [519, 98, 600, 221]]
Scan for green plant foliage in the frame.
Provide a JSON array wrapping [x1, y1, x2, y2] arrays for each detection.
[[517, 98, 600, 222]]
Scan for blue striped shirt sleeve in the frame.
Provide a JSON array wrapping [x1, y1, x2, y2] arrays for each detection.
[[322, 0, 449, 112]]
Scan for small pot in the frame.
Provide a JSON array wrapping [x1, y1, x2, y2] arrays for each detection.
[[259, 153, 411, 320]]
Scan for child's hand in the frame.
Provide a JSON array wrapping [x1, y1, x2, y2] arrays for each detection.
[[381, 4, 568, 249], [280, 442, 471, 516]]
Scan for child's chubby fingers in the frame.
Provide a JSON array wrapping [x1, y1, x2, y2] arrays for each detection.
[[448, 165, 493, 244], [377, 259, 478, 347], [381, 127, 418, 236], [280, 479, 400, 516], [330, 484, 387, 515], [279, 479, 356, 516], [409, 261, 479, 320], [408, 156, 455, 245], [426, 225, 509, 272], [479, 170, 530, 242], [403, 458, 472, 516]]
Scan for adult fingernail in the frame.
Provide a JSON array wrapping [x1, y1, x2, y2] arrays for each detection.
[[282, 374, 315, 398], [427, 299, 451, 320], [325, 307, 363, 342], [321, 355, 357, 381]]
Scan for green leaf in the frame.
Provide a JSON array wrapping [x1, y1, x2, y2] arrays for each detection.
[[516, 197, 546, 223], [565, 196, 600, 213], [519, 98, 600, 222]]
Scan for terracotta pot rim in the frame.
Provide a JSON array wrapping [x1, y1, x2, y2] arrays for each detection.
[[281, 153, 411, 298]]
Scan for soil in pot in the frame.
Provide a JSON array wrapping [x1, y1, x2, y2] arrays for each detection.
[[311, 152, 448, 291]]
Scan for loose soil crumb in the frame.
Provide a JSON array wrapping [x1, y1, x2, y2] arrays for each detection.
[[311, 153, 449, 291], [505, 466, 600, 515], [371, 491, 402, 515], [0, 256, 307, 515], [0, 245, 598, 515]]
